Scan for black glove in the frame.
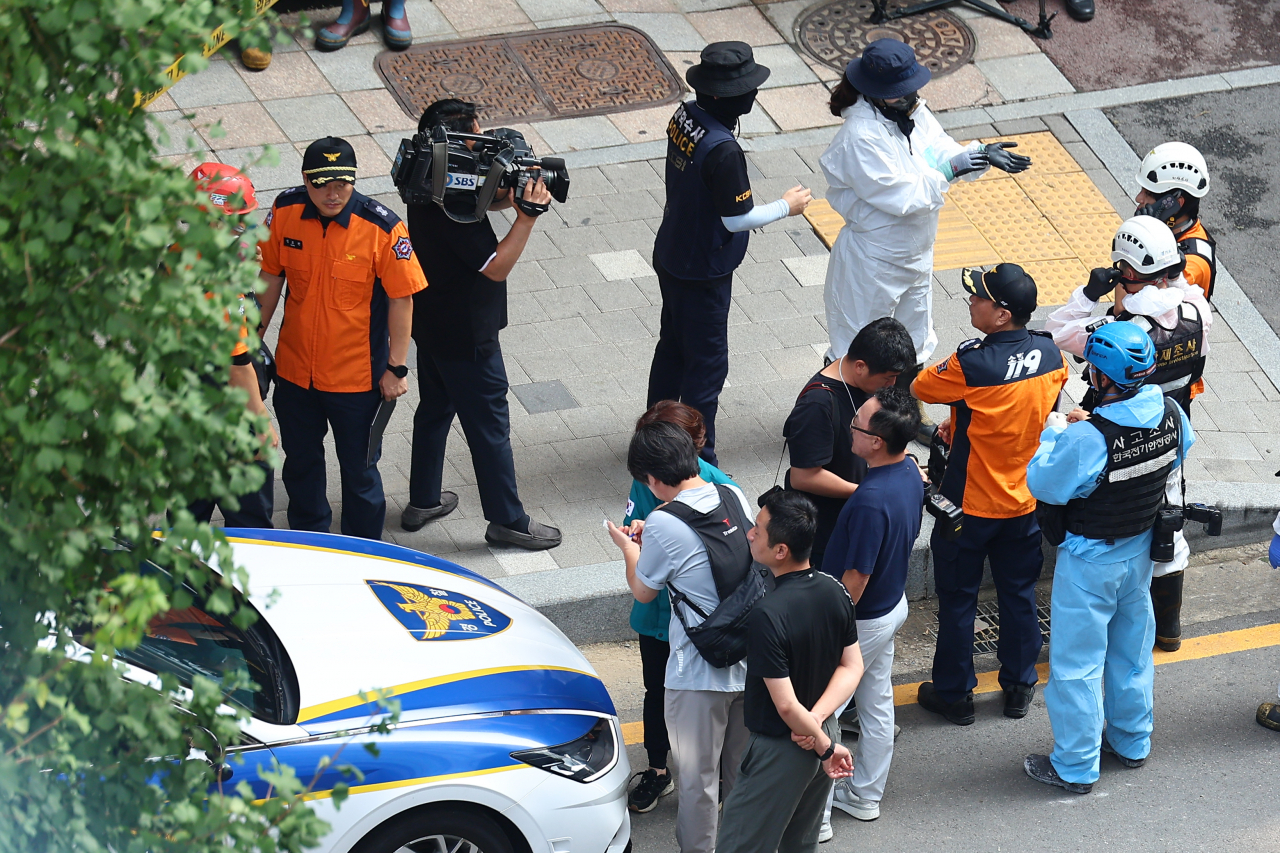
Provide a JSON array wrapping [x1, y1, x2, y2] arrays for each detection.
[[985, 141, 1032, 174], [1135, 191, 1182, 222], [1083, 267, 1119, 301]]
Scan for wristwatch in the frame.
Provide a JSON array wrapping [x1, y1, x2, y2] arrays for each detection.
[[818, 740, 837, 762], [386, 363, 408, 379]]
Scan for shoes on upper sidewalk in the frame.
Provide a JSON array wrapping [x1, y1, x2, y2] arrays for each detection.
[[400, 491, 458, 531], [1065, 0, 1095, 21], [917, 682, 975, 726], [1023, 754, 1092, 794], [485, 517, 562, 550], [831, 781, 880, 821]]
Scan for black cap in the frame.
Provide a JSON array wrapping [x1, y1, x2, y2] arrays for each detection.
[[963, 263, 1038, 315], [685, 42, 771, 97], [302, 137, 357, 186]]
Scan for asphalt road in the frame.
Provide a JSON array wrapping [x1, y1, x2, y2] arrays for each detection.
[[1105, 84, 1280, 337]]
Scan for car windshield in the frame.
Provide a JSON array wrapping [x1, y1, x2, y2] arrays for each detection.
[[78, 567, 299, 725]]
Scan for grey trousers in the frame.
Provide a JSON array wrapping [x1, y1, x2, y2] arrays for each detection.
[[666, 688, 749, 853], [715, 717, 840, 853]]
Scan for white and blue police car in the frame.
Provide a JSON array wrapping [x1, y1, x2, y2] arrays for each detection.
[[120, 529, 631, 853]]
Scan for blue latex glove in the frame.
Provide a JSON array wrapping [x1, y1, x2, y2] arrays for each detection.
[[1270, 533, 1280, 569], [942, 150, 988, 181]]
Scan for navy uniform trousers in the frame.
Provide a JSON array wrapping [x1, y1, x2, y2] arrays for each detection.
[[274, 378, 386, 540], [408, 343, 524, 527], [930, 511, 1044, 702], [646, 259, 732, 466]]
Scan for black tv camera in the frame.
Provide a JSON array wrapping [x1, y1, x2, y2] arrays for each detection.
[[390, 124, 570, 224], [1151, 502, 1223, 562], [918, 423, 963, 541]]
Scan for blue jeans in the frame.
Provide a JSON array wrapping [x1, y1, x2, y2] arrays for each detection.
[[274, 378, 385, 540], [1045, 546, 1156, 784]]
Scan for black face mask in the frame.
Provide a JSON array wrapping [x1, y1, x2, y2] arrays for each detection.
[[697, 89, 758, 127], [872, 93, 920, 140]]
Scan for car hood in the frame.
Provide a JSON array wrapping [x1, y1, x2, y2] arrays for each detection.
[[221, 530, 614, 734]]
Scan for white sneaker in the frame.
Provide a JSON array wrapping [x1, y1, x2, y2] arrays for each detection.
[[818, 822, 833, 843], [831, 782, 880, 821]]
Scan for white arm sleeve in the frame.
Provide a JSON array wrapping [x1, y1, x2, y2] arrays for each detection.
[[722, 198, 790, 233], [1045, 285, 1108, 358]]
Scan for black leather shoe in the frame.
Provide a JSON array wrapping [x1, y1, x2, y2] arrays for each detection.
[[918, 682, 975, 726], [1065, 0, 1094, 21], [400, 492, 458, 531], [1003, 684, 1035, 719], [1257, 702, 1280, 732], [1100, 732, 1145, 768], [1024, 754, 1092, 794], [485, 518, 562, 550]]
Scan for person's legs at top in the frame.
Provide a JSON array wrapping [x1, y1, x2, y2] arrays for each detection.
[[673, 276, 732, 466], [778, 719, 839, 853], [988, 513, 1046, 710], [433, 345, 525, 526], [1043, 549, 1122, 786], [822, 228, 905, 363], [273, 378, 332, 533], [321, 387, 386, 540], [892, 262, 939, 367], [629, 634, 674, 813], [719, 692, 749, 798], [1102, 551, 1157, 762], [407, 348, 456, 513], [647, 260, 688, 412], [843, 595, 908, 807], [664, 689, 739, 853]]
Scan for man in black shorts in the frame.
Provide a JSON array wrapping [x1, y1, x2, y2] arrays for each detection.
[[782, 317, 914, 573], [715, 489, 862, 853], [402, 98, 561, 550], [648, 41, 811, 465]]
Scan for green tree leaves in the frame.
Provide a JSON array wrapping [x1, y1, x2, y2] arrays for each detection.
[[0, 2, 332, 850]]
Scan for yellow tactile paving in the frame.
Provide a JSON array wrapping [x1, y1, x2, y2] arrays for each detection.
[[934, 203, 1000, 269], [802, 130, 1128, 306], [1015, 171, 1115, 215], [982, 131, 1081, 175]]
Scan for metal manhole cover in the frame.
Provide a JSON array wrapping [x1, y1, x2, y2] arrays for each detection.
[[926, 599, 1052, 655], [796, 0, 975, 78], [375, 24, 684, 125]]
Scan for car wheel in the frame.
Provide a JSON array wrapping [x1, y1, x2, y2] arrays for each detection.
[[355, 808, 516, 853]]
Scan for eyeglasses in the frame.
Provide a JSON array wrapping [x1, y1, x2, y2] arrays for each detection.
[[850, 424, 884, 441]]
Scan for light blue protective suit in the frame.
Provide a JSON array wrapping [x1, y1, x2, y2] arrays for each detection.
[[1026, 385, 1195, 784]]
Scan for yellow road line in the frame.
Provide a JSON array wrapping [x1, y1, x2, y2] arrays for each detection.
[[619, 623, 1280, 744]]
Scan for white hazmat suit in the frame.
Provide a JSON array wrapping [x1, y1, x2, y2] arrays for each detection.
[[820, 97, 986, 364]]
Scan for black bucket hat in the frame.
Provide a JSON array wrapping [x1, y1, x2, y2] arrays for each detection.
[[844, 38, 932, 100], [685, 42, 771, 97]]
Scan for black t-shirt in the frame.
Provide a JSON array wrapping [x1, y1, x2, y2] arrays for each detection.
[[783, 371, 868, 560], [407, 201, 507, 359], [744, 569, 858, 738], [700, 142, 754, 219]]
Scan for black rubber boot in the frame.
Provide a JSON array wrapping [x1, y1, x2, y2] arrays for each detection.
[[1151, 571, 1184, 652]]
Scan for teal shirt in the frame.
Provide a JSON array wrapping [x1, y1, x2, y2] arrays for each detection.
[[623, 460, 741, 641]]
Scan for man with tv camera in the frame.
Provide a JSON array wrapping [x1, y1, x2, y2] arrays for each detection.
[[1024, 322, 1202, 795], [392, 98, 569, 550], [912, 264, 1068, 725]]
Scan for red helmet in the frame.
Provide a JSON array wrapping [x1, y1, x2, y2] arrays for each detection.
[[189, 162, 258, 214]]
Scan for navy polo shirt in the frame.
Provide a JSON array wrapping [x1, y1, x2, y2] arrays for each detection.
[[821, 458, 923, 620]]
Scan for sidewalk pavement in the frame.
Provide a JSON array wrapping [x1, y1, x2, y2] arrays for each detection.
[[155, 0, 1280, 620]]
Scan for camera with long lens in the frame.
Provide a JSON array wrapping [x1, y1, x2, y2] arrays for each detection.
[[918, 423, 963, 541], [390, 124, 570, 223], [1151, 502, 1223, 561]]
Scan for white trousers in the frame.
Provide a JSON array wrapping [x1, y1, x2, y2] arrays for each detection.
[[665, 688, 749, 853], [824, 593, 909, 822]]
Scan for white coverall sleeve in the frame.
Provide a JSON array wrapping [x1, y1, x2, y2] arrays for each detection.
[[917, 122, 989, 183], [1172, 277, 1213, 357], [820, 132, 950, 219], [1045, 285, 1108, 358]]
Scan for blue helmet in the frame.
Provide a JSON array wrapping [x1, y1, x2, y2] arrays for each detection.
[[1084, 321, 1156, 389]]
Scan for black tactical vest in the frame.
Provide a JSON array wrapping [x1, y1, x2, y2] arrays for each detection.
[[1118, 302, 1205, 413], [1064, 397, 1182, 543]]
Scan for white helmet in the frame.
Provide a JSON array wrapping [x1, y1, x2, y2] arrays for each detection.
[[1112, 215, 1182, 275], [1137, 142, 1210, 198]]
